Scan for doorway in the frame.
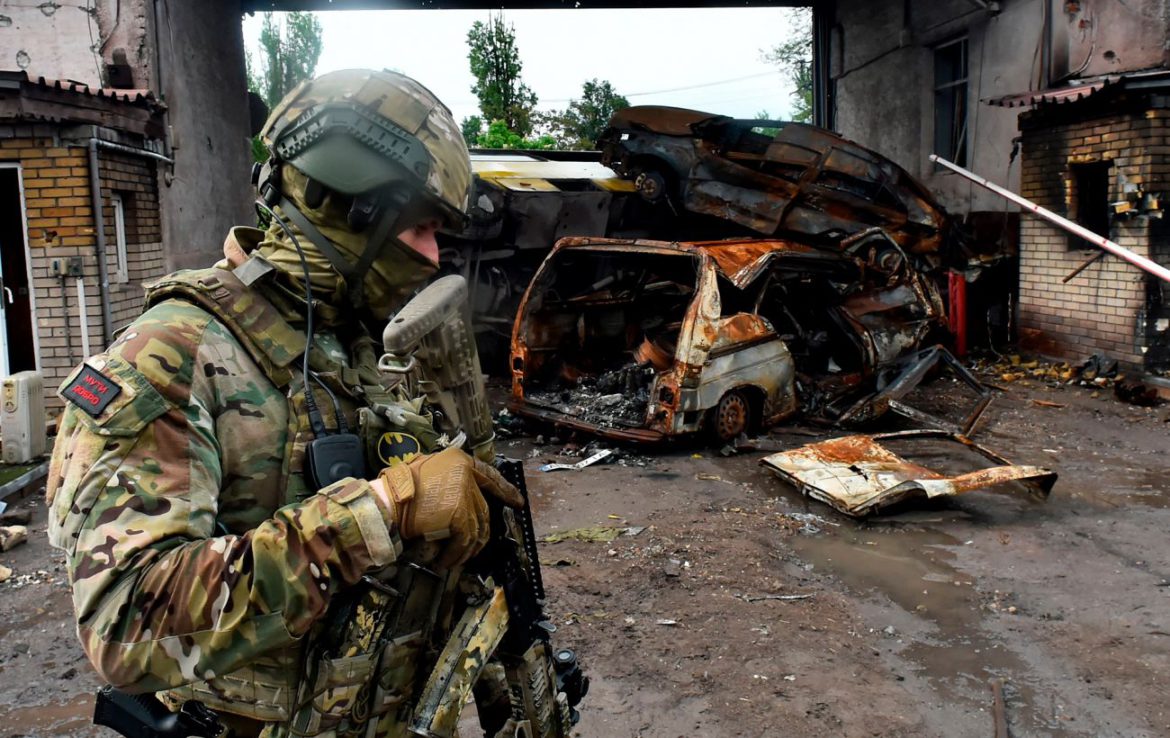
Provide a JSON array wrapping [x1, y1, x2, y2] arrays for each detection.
[[0, 165, 38, 378]]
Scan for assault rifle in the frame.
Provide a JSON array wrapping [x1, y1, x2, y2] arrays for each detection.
[[380, 275, 588, 738], [93, 685, 224, 738]]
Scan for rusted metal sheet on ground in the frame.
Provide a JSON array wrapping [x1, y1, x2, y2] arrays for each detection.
[[760, 430, 1056, 517]]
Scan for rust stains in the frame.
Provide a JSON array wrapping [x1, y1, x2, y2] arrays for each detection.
[[509, 232, 956, 444], [597, 107, 949, 260], [760, 430, 1057, 517]]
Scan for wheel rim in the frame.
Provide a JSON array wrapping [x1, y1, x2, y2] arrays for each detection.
[[635, 171, 663, 200], [715, 393, 749, 441]]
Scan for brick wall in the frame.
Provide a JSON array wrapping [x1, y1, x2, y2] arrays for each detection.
[[97, 149, 163, 328], [1017, 102, 1169, 368], [0, 124, 165, 409]]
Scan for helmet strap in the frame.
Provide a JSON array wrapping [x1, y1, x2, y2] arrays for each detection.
[[276, 195, 406, 309], [346, 204, 403, 306]]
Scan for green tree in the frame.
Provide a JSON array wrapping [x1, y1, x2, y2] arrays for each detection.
[[753, 109, 781, 138], [559, 79, 629, 149], [246, 11, 324, 161], [475, 119, 556, 150], [763, 7, 812, 123], [461, 115, 484, 147], [466, 12, 538, 137]]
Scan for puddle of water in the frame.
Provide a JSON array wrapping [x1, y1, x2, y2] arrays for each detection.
[[1059, 467, 1170, 510], [0, 692, 93, 735], [792, 527, 1061, 734]]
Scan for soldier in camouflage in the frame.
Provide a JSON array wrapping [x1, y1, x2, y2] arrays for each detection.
[[46, 69, 521, 737]]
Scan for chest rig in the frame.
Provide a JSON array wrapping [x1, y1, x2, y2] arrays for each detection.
[[143, 258, 453, 735]]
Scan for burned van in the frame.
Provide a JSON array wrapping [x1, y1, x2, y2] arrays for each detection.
[[509, 233, 948, 443]]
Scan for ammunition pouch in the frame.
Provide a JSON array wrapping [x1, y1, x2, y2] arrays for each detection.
[[288, 559, 451, 737]]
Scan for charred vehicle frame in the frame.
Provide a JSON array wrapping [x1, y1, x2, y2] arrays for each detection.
[[508, 230, 964, 444]]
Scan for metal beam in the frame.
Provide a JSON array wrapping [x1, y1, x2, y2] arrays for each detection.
[[243, 0, 807, 11], [812, 0, 833, 129]]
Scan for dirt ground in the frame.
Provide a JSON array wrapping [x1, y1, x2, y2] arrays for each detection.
[[2, 369, 1169, 737]]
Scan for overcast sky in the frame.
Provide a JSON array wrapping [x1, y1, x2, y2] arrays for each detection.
[[241, 8, 804, 128]]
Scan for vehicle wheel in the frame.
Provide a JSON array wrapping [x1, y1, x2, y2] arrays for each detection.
[[633, 169, 668, 203], [710, 389, 752, 444]]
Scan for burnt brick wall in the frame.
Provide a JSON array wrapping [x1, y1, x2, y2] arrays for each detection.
[[1017, 103, 1169, 368], [0, 124, 166, 409]]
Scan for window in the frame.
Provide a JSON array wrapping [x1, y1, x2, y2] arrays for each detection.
[[1068, 161, 1112, 250], [111, 192, 128, 282], [934, 38, 969, 168]]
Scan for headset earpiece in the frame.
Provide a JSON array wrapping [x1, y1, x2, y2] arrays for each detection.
[[303, 178, 326, 210], [348, 193, 380, 232]]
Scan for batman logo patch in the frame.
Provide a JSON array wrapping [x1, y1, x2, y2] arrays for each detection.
[[377, 432, 421, 466]]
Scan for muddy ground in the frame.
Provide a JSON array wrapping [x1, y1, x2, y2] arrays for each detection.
[[2, 370, 1169, 737]]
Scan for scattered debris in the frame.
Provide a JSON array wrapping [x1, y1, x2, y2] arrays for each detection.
[[0, 524, 27, 552], [782, 512, 840, 535], [538, 448, 614, 472], [1, 568, 55, 589], [1031, 399, 1066, 408], [990, 678, 1009, 738], [655, 619, 679, 626], [761, 430, 1056, 517], [540, 524, 644, 543], [1115, 378, 1161, 407], [738, 593, 815, 603], [0, 507, 30, 526]]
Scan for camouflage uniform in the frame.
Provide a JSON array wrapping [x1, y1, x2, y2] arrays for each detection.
[[47, 227, 446, 736]]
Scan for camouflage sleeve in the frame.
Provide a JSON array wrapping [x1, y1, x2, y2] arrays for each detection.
[[46, 302, 400, 693]]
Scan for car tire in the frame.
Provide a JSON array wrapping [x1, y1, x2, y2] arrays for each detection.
[[633, 168, 669, 203], [710, 389, 753, 444]]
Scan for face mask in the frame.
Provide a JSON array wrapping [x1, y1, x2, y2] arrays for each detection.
[[263, 166, 441, 318]]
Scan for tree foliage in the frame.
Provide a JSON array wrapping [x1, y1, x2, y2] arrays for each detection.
[[246, 12, 324, 161], [763, 7, 813, 124], [467, 13, 538, 137], [544, 79, 629, 149], [461, 115, 484, 147], [474, 120, 556, 150]]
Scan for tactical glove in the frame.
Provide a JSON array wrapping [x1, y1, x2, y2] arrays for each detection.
[[377, 447, 523, 568]]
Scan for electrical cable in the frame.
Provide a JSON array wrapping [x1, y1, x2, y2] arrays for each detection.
[[255, 199, 329, 439], [309, 369, 348, 434]]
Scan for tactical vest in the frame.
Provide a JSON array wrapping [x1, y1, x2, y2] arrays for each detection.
[[142, 259, 449, 736]]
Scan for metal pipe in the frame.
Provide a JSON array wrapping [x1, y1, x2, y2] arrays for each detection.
[[76, 137, 171, 348], [93, 138, 174, 165], [57, 273, 73, 362], [87, 139, 115, 346], [930, 154, 1170, 284], [76, 277, 91, 358]]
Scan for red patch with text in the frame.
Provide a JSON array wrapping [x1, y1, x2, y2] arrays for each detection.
[[64, 364, 122, 417]]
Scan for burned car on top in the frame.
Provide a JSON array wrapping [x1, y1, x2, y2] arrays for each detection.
[[597, 106, 950, 261], [508, 229, 973, 444]]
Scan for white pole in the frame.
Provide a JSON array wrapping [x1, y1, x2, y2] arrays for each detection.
[[930, 154, 1170, 284], [76, 277, 91, 358]]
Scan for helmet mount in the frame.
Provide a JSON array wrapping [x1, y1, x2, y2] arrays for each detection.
[[254, 69, 472, 310]]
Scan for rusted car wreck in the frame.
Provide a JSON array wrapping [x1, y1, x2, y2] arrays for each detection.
[[508, 230, 973, 443], [597, 106, 949, 259]]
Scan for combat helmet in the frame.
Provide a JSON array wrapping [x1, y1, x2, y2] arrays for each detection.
[[254, 68, 472, 305]]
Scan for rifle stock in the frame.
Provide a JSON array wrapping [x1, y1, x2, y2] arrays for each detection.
[[383, 276, 587, 737]]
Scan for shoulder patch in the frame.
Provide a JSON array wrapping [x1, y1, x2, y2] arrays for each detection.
[[63, 364, 122, 417]]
